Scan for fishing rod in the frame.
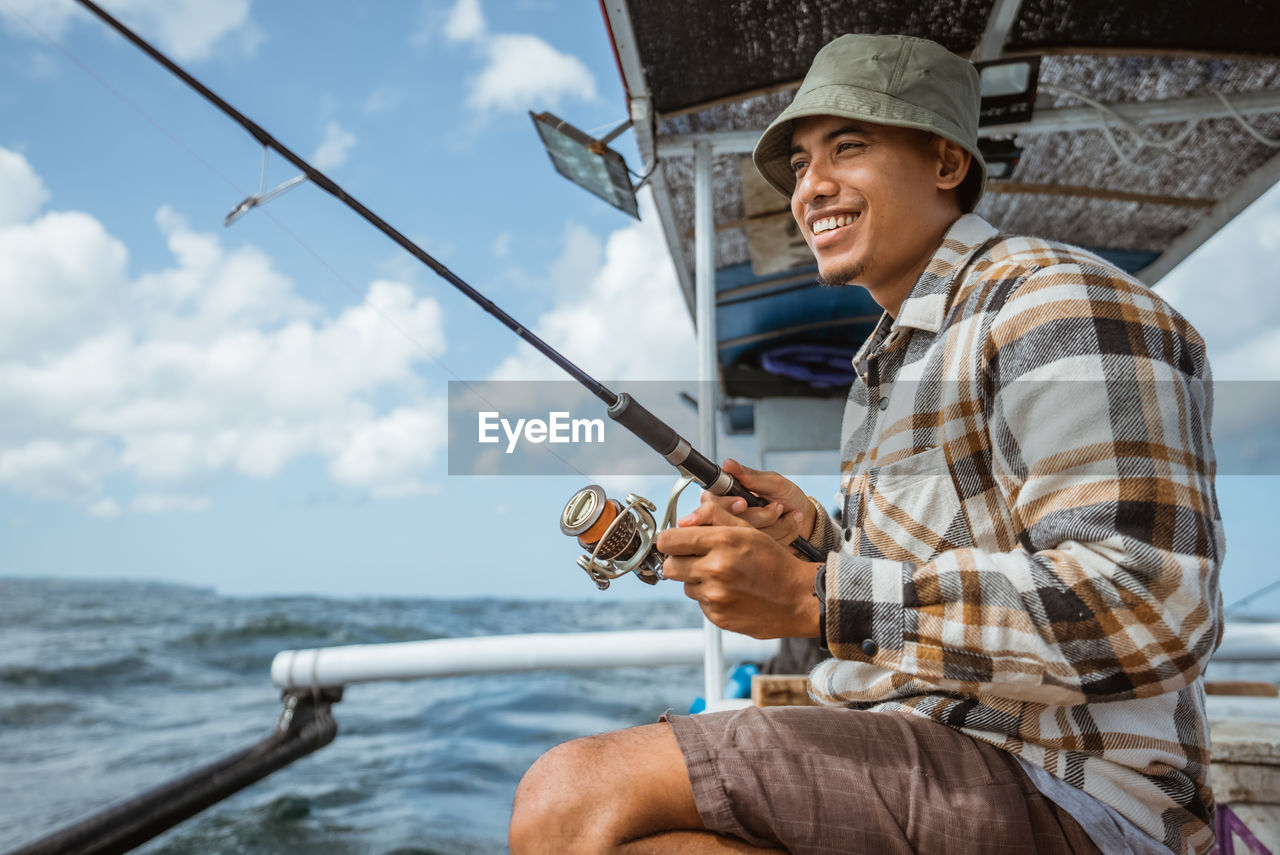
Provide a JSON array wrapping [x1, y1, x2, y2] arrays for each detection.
[[70, 0, 825, 573]]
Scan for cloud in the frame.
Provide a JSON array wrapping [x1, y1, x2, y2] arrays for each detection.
[[1157, 180, 1280, 380], [363, 87, 402, 115], [0, 148, 50, 226], [0, 0, 260, 63], [438, 0, 596, 115], [489, 199, 695, 383], [328, 405, 447, 498], [311, 122, 358, 172], [89, 498, 122, 518], [131, 492, 212, 514], [0, 147, 450, 514], [467, 33, 597, 114], [444, 0, 485, 43]]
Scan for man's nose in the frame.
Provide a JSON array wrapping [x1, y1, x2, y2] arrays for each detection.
[[794, 159, 839, 206]]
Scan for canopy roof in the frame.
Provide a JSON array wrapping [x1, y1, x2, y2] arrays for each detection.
[[598, 0, 1280, 407]]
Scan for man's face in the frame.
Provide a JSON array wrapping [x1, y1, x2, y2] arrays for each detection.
[[788, 115, 955, 308]]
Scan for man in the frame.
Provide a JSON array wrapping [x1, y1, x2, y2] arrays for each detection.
[[509, 34, 1222, 855]]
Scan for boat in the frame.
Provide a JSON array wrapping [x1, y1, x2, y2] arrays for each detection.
[[7, 1, 1280, 853]]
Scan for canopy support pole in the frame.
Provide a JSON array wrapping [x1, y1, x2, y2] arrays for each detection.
[[694, 139, 726, 706]]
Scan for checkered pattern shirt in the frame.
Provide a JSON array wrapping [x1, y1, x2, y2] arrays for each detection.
[[807, 214, 1224, 855]]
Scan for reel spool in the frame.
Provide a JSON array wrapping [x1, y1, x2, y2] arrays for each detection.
[[560, 475, 696, 590], [560, 485, 663, 590]]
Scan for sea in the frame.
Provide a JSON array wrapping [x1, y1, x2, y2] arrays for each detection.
[[0, 578, 709, 855], [4, 578, 1277, 855]]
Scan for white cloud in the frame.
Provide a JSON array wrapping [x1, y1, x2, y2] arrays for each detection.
[[363, 87, 402, 115], [444, 0, 485, 43], [492, 231, 513, 258], [0, 0, 79, 39], [131, 492, 212, 514], [0, 209, 129, 360], [328, 405, 447, 498], [311, 122, 358, 172], [441, 0, 596, 115], [89, 498, 122, 518], [1157, 180, 1280, 380], [489, 199, 695, 383], [468, 33, 597, 114], [548, 222, 603, 293], [0, 148, 50, 226], [0, 147, 450, 514], [0, 0, 259, 63]]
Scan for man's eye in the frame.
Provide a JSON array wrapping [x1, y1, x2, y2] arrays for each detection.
[[837, 141, 864, 153], [790, 160, 808, 174]]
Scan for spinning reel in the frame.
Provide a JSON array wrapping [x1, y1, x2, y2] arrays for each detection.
[[559, 476, 696, 590]]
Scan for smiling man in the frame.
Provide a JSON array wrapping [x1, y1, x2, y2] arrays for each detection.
[[509, 35, 1223, 855]]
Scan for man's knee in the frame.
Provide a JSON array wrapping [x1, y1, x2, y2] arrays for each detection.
[[510, 734, 607, 854], [509, 723, 698, 855]]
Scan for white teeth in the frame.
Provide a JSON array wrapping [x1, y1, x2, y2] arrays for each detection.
[[812, 214, 857, 234]]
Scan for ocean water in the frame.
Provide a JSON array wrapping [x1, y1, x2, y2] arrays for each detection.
[[4, 578, 1277, 855], [0, 578, 707, 855]]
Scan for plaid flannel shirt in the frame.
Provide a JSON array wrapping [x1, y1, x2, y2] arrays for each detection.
[[807, 214, 1224, 855]]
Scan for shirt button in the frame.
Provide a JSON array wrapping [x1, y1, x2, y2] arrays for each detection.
[[878, 397, 889, 411], [861, 639, 878, 657], [844, 528, 853, 542]]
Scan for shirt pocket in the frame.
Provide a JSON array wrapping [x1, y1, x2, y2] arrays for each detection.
[[863, 446, 973, 563]]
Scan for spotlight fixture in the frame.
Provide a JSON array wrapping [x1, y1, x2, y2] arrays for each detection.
[[531, 111, 641, 219], [976, 57, 1041, 126]]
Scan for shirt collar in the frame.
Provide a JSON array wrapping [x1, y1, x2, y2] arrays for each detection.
[[890, 213, 997, 334]]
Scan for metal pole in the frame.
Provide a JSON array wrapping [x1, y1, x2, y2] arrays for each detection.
[[694, 139, 726, 706]]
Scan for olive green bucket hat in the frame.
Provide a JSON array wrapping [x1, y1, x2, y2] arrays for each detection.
[[753, 34, 987, 210]]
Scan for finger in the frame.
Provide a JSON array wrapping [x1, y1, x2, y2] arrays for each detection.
[[675, 501, 754, 529], [657, 524, 737, 557], [721, 458, 801, 505], [699, 491, 748, 514], [659, 555, 691, 582], [757, 510, 803, 544], [721, 458, 780, 492]]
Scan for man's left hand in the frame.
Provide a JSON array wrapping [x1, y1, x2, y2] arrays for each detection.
[[656, 502, 822, 640]]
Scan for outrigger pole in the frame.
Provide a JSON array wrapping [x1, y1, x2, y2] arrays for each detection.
[[6, 689, 341, 855], [70, 0, 825, 563]]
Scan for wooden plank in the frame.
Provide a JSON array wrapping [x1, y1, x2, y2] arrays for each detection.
[[745, 210, 815, 276], [986, 181, 1216, 208], [1206, 680, 1280, 697], [752, 674, 817, 707], [739, 157, 788, 218]]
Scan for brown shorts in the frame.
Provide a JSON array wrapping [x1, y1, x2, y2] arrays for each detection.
[[664, 705, 1103, 855]]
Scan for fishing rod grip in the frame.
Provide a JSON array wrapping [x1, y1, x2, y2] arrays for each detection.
[[607, 394, 825, 562]]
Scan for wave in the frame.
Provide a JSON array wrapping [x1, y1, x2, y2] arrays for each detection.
[[0, 656, 171, 689]]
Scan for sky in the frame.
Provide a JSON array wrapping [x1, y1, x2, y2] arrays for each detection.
[[0, 0, 1277, 609]]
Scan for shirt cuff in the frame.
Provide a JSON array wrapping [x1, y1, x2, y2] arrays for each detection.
[[824, 552, 905, 664], [806, 496, 842, 553]]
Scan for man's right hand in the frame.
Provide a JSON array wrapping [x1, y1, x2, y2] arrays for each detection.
[[678, 458, 816, 549]]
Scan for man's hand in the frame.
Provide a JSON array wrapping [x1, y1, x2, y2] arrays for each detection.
[[657, 500, 822, 640], [679, 459, 816, 550]]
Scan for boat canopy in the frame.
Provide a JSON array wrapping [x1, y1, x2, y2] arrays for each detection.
[[597, 0, 1280, 420]]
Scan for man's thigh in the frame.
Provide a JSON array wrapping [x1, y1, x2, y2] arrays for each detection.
[[664, 705, 1100, 855]]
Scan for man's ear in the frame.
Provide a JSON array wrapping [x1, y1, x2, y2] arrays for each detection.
[[935, 138, 971, 192]]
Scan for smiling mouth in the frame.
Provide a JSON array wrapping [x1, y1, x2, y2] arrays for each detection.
[[811, 213, 859, 235]]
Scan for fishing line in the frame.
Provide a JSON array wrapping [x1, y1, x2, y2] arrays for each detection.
[[64, 0, 827, 561], [0, 0, 595, 481]]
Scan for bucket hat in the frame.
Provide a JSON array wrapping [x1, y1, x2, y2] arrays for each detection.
[[753, 34, 987, 210]]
